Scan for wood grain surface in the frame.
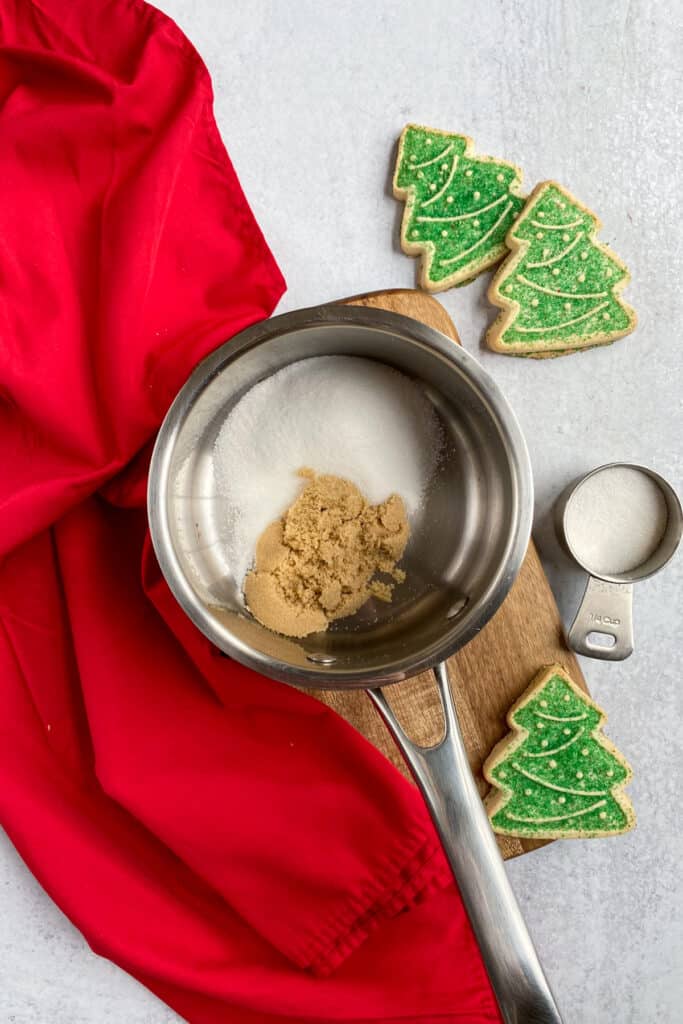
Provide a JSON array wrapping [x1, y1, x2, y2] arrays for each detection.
[[311, 288, 589, 860]]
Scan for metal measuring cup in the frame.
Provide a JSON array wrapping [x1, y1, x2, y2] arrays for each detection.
[[555, 463, 682, 661]]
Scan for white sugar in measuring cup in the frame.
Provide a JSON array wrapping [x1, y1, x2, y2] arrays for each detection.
[[556, 463, 682, 661]]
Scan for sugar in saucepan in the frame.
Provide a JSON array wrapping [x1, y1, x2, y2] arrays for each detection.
[[213, 355, 444, 589]]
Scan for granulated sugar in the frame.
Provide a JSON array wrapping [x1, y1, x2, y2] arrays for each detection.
[[565, 465, 668, 575], [213, 355, 443, 588]]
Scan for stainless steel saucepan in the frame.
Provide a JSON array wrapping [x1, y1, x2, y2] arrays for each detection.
[[148, 304, 563, 1024]]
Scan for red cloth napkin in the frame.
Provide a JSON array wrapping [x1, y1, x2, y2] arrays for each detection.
[[0, 1, 500, 1021]]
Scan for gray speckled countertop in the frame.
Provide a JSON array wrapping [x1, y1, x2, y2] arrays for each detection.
[[2, 1, 681, 1021]]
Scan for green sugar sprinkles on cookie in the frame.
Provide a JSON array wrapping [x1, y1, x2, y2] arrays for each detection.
[[487, 181, 637, 356], [393, 125, 525, 290], [484, 664, 635, 839]]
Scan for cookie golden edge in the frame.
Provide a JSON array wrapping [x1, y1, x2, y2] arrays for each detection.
[[392, 124, 525, 292], [486, 180, 638, 356], [483, 663, 636, 839]]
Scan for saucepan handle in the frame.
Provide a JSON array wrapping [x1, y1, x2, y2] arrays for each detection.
[[367, 661, 563, 1024]]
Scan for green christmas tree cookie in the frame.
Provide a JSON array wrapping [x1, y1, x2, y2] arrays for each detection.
[[484, 665, 635, 839], [487, 181, 637, 356], [393, 125, 525, 290]]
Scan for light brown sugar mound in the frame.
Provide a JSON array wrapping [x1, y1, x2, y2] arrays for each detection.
[[244, 471, 410, 638]]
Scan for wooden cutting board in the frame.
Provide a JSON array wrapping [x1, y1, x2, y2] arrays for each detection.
[[310, 288, 588, 860]]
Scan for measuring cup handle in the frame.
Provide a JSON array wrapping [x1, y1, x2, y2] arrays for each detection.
[[567, 576, 634, 661], [367, 662, 563, 1024]]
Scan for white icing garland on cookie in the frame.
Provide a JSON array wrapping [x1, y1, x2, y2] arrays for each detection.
[[439, 202, 512, 267], [517, 274, 607, 300]]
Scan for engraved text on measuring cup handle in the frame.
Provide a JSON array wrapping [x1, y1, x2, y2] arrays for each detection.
[[568, 577, 634, 661]]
